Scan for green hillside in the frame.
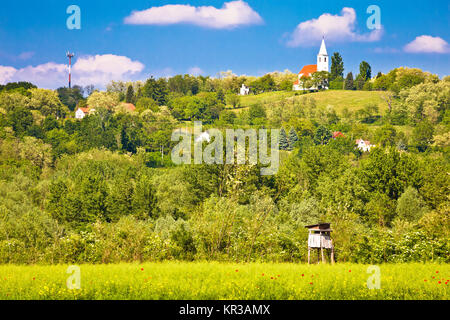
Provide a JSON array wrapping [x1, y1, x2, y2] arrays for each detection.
[[233, 90, 388, 115]]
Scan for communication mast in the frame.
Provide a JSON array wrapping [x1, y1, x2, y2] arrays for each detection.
[[66, 52, 75, 88]]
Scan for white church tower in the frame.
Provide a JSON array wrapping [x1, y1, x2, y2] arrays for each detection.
[[317, 37, 329, 72]]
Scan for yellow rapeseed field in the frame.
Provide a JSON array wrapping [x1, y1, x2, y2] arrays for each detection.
[[0, 262, 447, 300]]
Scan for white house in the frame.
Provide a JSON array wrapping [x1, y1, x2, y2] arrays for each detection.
[[356, 139, 375, 152], [75, 107, 90, 119], [195, 131, 211, 143], [239, 84, 250, 96], [293, 38, 329, 91]]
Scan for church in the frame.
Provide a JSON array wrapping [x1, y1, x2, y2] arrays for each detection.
[[293, 38, 329, 91]]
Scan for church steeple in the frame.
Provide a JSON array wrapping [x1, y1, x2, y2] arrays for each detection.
[[317, 37, 329, 72]]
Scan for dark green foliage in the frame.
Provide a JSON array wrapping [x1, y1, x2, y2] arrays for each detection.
[[344, 72, 354, 90], [279, 128, 289, 150], [8, 107, 33, 136], [359, 61, 372, 81], [330, 52, 344, 81], [329, 77, 344, 90], [126, 85, 135, 104], [0, 81, 36, 92], [288, 128, 299, 150], [57, 86, 84, 111], [313, 125, 332, 145], [0, 69, 448, 264], [249, 74, 276, 94], [411, 120, 434, 152], [142, 77, 169, 105]]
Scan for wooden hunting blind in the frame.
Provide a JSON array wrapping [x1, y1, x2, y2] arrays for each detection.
[[305, 223, 335, 264]]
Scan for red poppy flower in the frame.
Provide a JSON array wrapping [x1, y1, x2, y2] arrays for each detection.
[[424, 279, 427, 282], [141, 268, 144, 271], [309, 282, 313, 285], [32, 277, 35, 281], [436, 271, 439, 273], [438, 281, 441, 284], [235, 269, 239, 272], [277, 275, 280, 277], [349, 270, 351, 272], [261, 273, 265, 276], [301, 274, 304, 277]]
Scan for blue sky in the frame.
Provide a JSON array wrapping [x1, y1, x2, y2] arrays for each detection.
[[0, 0, 448, 89]]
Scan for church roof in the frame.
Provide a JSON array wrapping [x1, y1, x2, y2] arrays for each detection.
[[298, 64, 317, 78], [319, 38, 328, 55]]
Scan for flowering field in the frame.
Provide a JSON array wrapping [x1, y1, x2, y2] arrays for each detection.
[[0, 263, 448, 300]]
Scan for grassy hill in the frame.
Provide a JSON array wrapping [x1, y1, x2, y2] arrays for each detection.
[[231, 90, 388, 115]]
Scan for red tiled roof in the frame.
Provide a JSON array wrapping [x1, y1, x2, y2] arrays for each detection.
[[332, 131, 345, 139], [78, 107, 89, 113], [121, 103, 136, 111], [298, 64, 317, 78]]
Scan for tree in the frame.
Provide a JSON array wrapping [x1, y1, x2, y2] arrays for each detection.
[[288, 128, 299, 150], [329, 76, 344, 90], [396, 187, 428, 222], [126, 85, 135, 104], [411, 120, 434, 152], [248, 104, 266, 123], [280, 79, 293, 91], [8, 107, 33, 136], [344, 72, 354, 90], [56, 86, 84, 111], [279, 128, 289, 150], [374, 124, 397, 147], [142, 77, 169, 106], [311, 71, 330, 90], [359, 61, 372, 81], [355, 74, 367, 90], [135, 97, 158, 112], [225, 93, 240, 108], [87, 91, 120, 110], [84, 85, 95, 96], [330, 52, 344, 81], [314, 125, 332, 145], [216, 88, 225, 104], [27, 88, 68, 118]]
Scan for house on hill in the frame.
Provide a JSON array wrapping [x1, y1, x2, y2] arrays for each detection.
[[332, 131, 345, 139], [117, 102, 136, 112], [75, 107, 90, 119], [75, 103, 136, 119], [239, 84, 250, 96], [356, 139, 375, 152], [293, 38, 329, 91]]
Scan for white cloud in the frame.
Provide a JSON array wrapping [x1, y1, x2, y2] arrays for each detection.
[[188, 66, 203, 76], [0, 66, 17, 84], [0, 54, 145, 89], [73, 54, 145, 86], [124, 0, 263, 29], [404, 35, 449, 53], [286, 7, 383, 47]]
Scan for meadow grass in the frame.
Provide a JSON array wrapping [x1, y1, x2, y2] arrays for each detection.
[[234, 90, 387, 115], [0, 262, 447, 300]]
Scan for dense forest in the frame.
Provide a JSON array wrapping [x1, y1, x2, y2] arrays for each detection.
[[0, 66, 448, 264]]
